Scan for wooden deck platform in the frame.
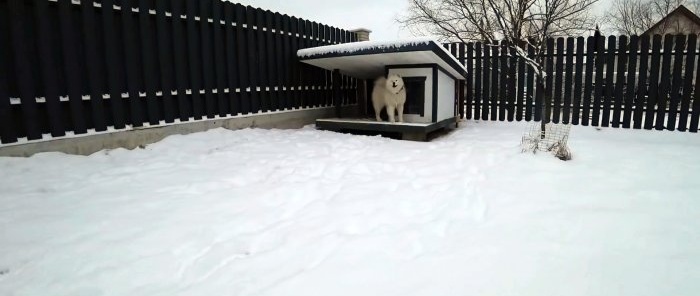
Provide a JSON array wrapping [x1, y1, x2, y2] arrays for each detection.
[[315, 117, 457, 141]]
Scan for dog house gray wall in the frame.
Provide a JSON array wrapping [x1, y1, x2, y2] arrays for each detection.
[[436, 69, 456, 122]]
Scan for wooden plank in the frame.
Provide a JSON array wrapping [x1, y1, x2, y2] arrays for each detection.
[[34, 0, 65, 137], [326, 27, 334, 106], [348, 31, 355, 105], [337, 29, 348, 105], [121, 0, 143, 126], [678, 34, 696, 131], [59, 0, 89, 132], [243, 6, 258, 113], [283, 15, 293, 109], [80, 0, 108, 131], [612, 35, 628, 128], [690, 37, 700, 132], [581, 36, 596, 126], [562, 37, 575, 124], [450, 44, 460, 118], [140, 0, 162, 125], [592, 35, 606, 126], [266, 11, 279, 111], [312, 22, 320, 107], [255, 8, 269, 112], [304, 19, 312, 108], [465, 42, 473, 119], [482, 42, 490, 120], [298, 20, 309, 108], [199, 0, 216, 118], [654, 35, 674, 130], [311, 21, 320, 106], [601, 36, 616, 127], [282, 13, 293, 109], [321, 26, 331, 105], [666, 34, 686, 131], [224, 2, 239, 115], [317, 21, 325, 106], [186, 0, 204, 119], [622, 35, 639, 128], [526, 45, 535, 121], [645, 35, 663, 130], [544, 38, 554, 123], [507, 44, 516, 121], [337, 28, 343, 106], [155, 0, 176, 123], [572, 37, 585, 125], [553, 37, 564, 123], [290, 17, 300, 109], [317, 24, 325, 107], [318, 24, 328, 106], [323, 24, 332, 106], [634, 35, 651, 129], [274, 13, 285, 109], [0, 1, 16, 143], [333, 69, 341, 117], [491, 41, 499, 121], [235, 4, 250, 114], [100, 0, 126, 126], [212, 0, 228, 117], [345, 30, 352, 105], [499, 41, 507, 121], [340, 29, 349, 106], [516, 43, 525, 121], [474, 42, 483, 119], [171, 0, 191, 121], [246, 6, 260, 113]]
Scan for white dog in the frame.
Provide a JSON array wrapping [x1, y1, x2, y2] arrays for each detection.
[[372, 74, 406, 123]]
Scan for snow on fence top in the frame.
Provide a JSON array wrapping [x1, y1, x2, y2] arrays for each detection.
[[297, 37, 467, 78]]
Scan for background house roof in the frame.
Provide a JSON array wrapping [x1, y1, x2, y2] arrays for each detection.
[[642, 5, 700, 35]]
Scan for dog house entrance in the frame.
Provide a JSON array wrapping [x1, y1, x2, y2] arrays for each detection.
[[402, 76, 426, 117], [367, 76, 426, 121]]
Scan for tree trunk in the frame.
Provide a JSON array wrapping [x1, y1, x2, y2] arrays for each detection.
[[535, 76, 551, 139]]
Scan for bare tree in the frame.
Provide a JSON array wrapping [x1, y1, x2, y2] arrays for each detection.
[[606, 0, 700, 35], [606, 0, 656, 35], [399, 0, 598, 139]]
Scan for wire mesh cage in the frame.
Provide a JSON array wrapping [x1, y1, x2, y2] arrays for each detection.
[[520, 121, 572, 160]]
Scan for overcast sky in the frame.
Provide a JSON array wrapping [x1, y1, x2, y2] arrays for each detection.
[[236, 0, 613, 41]]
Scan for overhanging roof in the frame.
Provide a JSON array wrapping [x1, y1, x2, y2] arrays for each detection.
[[297, 38, 467, 80]]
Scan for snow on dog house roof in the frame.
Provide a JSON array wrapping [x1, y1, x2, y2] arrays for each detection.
[[297, 37, 467, 80]]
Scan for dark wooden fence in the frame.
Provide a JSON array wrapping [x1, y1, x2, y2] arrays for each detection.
[[0, 0, 357, 144], [447, 34, 700, 132]]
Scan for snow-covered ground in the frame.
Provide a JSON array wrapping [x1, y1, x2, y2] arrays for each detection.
[[1, 121, 699, 296]]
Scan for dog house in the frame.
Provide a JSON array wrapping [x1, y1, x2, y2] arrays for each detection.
[[297, 38, 467, 141]]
